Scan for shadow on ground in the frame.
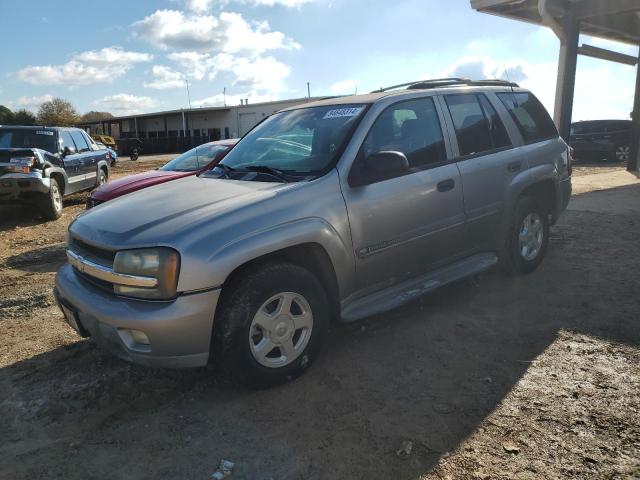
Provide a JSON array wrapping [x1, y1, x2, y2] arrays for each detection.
[[1, 185, 639, 479]]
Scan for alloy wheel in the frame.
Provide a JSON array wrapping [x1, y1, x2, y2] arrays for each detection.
[[519, 212, 544, 261], [249, 292, 314, 368], [616, 145, 631, 162]]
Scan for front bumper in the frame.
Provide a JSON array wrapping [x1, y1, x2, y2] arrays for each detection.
[[0, 171, 50, 203], [54, 263, 221, 368]]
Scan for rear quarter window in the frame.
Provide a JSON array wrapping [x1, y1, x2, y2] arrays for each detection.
[[497, 92, 558, 144]]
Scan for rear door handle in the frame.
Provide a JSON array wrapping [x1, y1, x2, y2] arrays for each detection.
[[437, 179, 455, 192], [507, 161, 521, 172]]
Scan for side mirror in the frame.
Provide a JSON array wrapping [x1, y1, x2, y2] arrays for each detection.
[[359, 151, 409, 185], [62, 146, 75, 157]]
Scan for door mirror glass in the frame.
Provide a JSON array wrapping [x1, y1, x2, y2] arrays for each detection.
[[361, 151, 409, 185], [62, 145, 75, 157]]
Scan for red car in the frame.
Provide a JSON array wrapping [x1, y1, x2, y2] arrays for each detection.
[[86, 139, 238, 209]]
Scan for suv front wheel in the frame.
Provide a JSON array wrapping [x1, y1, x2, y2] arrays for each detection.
[[212, 262, 329, 389], [503, 196, 549, 275]]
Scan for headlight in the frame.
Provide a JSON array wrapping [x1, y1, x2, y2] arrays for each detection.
[[9, 156, 36, 174], [113, 248, 180, 300]]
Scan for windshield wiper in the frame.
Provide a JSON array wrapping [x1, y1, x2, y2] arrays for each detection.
[[237, 165, 292, 182], [212, 163, 236, 178]]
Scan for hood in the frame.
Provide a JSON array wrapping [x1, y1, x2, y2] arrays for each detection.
[[91, 169, 191, 200], [71, 175, 289, 248]]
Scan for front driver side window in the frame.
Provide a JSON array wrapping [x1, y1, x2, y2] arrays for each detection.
[[362, 97, 447, 170]]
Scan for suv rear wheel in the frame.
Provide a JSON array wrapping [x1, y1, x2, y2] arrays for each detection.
[[503, 196, 549, 275], [614, 144, 631, 163], [39, 177, 63, 221], [212, 262, 329, 389]]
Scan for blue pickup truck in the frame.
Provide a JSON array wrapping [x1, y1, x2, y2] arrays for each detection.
[[0, 126, 112, 220]]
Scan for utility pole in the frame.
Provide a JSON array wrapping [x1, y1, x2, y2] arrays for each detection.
[[185, 78, 192, 110], [307, 82, 311, 99], [223, 87, 227, 107]]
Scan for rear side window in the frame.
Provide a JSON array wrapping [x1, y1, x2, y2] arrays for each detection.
[[69, 131, 89, 152], [497, 92, 557, 144], [362, 97, 447, 169], [59, 131, 76, 153], [445, 94, 511, 157]]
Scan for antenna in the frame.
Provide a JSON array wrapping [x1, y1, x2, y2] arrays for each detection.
[[502, 68, 517, 103]]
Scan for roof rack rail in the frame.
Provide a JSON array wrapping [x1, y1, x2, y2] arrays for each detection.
[[372, 78, 519, 93], [372, 78, 469, 93]]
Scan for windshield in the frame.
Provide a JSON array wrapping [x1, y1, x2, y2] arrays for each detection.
[[0, 128, 57, 153], [218, 104, 367, 177], [160, 144, 230, 172]]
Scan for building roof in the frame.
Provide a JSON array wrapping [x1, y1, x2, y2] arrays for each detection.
[[471, 0, 640, 46], [77, 97, 330, 125]]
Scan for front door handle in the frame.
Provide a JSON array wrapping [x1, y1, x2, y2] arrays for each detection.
[[437, 179, 455, 192], [507, 161, 521, 172]]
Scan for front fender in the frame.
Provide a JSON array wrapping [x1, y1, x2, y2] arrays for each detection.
[[177, 217, 354, 298]]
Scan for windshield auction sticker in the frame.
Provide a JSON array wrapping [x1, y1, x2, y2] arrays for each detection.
[[36, 131, 54, 135], [323, 107, 364, 120]]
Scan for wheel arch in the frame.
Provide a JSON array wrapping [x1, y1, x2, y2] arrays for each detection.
[[218, 242, 342, 323], [45, 167, 68, 195]]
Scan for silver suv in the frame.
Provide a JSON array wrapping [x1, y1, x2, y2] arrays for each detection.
[[54, 79, 572, 388]]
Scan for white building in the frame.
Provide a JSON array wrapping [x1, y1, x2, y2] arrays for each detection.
[[79, 97, 329, 142]]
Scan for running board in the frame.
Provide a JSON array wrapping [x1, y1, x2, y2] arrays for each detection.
[[340, 253, 498, 322]]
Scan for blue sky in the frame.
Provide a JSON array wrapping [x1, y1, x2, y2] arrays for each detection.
[[0, 0, 637, 121]]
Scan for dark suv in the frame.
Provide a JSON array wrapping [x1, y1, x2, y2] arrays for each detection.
[[569, 120, 632, 163], [0, 126, 111, 220]]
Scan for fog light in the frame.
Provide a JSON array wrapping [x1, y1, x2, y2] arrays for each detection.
[[130, 330, 150, 345], [117, 328, 151, 352]]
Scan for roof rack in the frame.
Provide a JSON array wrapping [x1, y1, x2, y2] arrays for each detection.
[[372, 78, 519, 93]]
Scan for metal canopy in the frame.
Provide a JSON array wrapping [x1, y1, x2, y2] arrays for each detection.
[[471, 0, 640, 46], [472, 0, 640, 171]]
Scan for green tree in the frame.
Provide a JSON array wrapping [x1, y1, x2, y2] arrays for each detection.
[[80, 111, 114, 122], [0, 105, 14, 124], [37, 98, 79, 126], [12, 109, 37, 126]]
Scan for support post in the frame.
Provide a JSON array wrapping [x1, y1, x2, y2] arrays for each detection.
[[629, 48, 640, 172], [553, 14, 580, 140]]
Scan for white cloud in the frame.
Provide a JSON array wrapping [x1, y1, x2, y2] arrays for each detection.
[[581, 35, 639, 57], [330, 79, 359, 95], [167, 51, 214, 80], [144, 65, 185, 89], [239, 0, 315, 6], [192, 91, 274, 107], [94, 94, 155, 115], [16, 47, 152, 86], [10, 94, 55, 111], [210, 54, 290, 92], [165, 51, 290, 94], [180, 0, 314, 10], [436, 55, 635, 122], [183, 0, 214, 13], [133, 10, 299, 55]]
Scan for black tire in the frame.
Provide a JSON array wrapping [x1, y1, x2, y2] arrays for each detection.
[[212, 262, 330, 389], [502, 196, 549, 275], [39, 177, 63, 221], [97, 168, 107, 186]]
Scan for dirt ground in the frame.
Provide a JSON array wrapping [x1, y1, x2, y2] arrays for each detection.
[[1, 158, 639, 479]]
